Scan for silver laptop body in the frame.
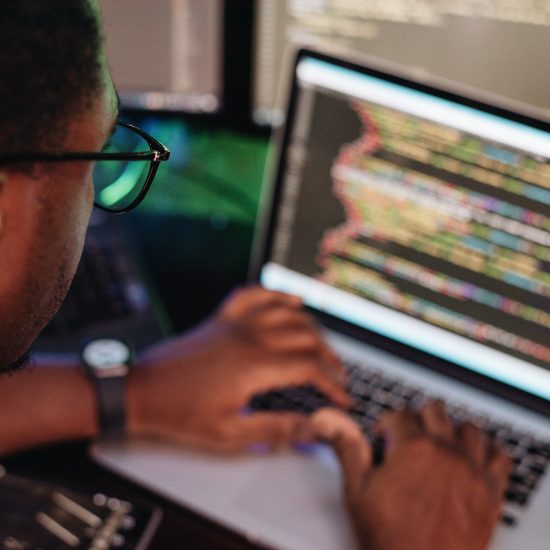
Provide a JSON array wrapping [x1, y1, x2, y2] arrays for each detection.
[[93, 49, 550, 550]]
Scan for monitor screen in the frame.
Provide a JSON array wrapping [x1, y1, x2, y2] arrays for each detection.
[[100, 0, 223, 113], [253, 1, 550, 125], [260, 51, 550, 401]]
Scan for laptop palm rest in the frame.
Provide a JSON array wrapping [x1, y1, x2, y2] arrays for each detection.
[[91, 439, 356, 550]]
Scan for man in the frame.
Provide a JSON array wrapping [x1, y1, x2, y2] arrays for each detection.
[[0, 1, 509, 548]]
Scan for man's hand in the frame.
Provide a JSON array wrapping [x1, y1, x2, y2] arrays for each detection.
[[127, 286, 349, 452], [312, 404, 511, 550]]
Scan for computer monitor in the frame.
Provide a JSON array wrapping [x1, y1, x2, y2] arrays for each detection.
[[100, 0, 224, 113], [253, 1, 550, 125]]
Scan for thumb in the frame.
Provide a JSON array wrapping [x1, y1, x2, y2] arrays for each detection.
[[311, 408, 373, 501]]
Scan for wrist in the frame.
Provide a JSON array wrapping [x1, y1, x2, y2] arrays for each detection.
[[0, 362, 97, 456], [126, 357, 154, 437]]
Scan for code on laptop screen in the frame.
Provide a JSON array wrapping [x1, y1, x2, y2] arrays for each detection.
[[261, 54, 550, 400]]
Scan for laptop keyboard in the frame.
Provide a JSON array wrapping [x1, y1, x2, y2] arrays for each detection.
[[249, 356, 550, 527]]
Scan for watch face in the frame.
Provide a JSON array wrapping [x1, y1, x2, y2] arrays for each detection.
[[82, 339, 131, 369]]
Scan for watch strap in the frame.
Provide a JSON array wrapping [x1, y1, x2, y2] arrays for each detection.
[[94, 374, 127, 439], [80, 338, 133, 440]]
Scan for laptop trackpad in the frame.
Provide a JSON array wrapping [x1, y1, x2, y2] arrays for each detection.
[[92, 440, 357, 550], [233, 445, 356, 549]]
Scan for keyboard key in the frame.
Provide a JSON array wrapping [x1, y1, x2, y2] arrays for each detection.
[[501, 513, 518, 527], [505, 486, 530, 506]]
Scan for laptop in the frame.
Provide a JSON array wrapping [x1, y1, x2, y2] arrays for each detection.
[[92, 49, 550, 550]]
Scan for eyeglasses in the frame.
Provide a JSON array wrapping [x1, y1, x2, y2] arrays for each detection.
[[0, 121, 170, 213]]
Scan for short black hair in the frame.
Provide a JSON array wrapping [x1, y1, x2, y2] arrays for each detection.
[[0, 0, 103, 154]]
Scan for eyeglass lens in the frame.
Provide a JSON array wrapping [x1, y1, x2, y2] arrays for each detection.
[[93, 124, 152, 211]]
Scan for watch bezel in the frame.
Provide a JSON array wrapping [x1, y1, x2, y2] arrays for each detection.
[[81, 338, 133, 379]]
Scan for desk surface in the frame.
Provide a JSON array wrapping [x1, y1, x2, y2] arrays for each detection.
[[4, 440, 264, 550]]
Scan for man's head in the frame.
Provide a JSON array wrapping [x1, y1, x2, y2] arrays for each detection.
[[0, 0, 119, 372]]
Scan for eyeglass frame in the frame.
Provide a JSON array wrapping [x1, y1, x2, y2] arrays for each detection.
[[0, 121, 171, 213]]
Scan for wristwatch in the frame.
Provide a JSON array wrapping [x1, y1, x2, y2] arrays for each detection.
[[81, 338, 134, 439]]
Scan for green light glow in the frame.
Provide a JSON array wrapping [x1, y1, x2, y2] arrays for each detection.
[[98, 162, 147, 206]]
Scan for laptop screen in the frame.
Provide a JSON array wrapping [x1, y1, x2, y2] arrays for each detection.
[[258, 50, 550, 402]]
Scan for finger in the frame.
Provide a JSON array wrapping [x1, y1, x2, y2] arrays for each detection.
[[456, 421, 487, 468], [251, 306, 316, 330], [487, 445, 512, 498], [224, 412, 316, 449], [243, 355, 351, 408], [311, 408, 373, 501], [257, 324, 324, 352], [258, 328, 346, 382], [420, 401, 454, 443], [221, 286, 302, 319], [161, 416, 311, 456], [374, 409, 423, 453], [255, 306, 344, 375], [295, 356, 350, 407], [319, 345, 346, 383], [250, 306, 339, 369]]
